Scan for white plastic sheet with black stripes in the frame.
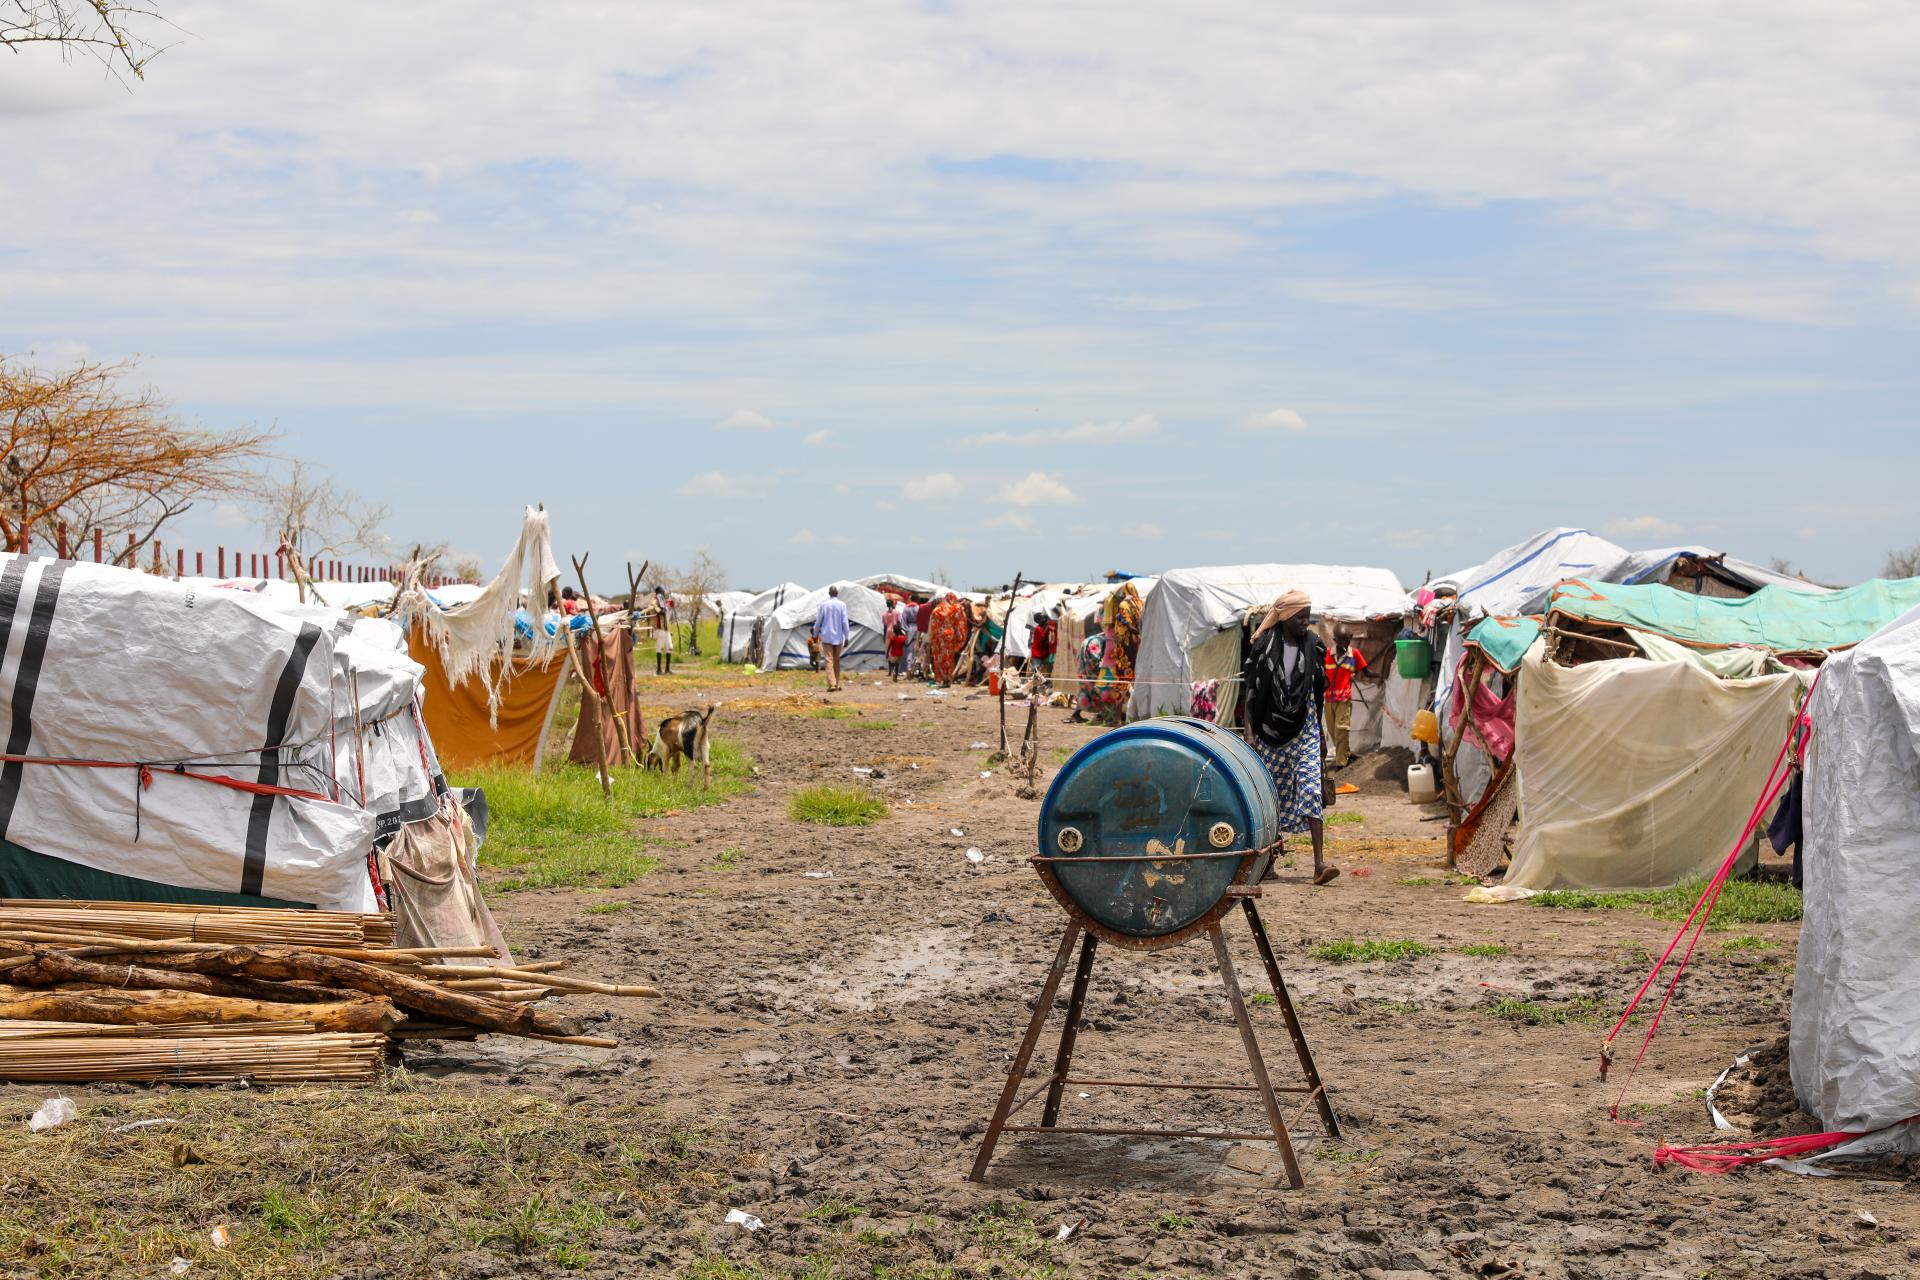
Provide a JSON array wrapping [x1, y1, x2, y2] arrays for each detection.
[[0, 554, 407, 910]]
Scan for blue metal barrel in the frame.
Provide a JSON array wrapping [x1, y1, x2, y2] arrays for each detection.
[[1036, 717, 1279, 948]]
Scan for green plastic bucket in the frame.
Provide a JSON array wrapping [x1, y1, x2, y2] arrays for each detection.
[[1395, 637, 1432, 679]]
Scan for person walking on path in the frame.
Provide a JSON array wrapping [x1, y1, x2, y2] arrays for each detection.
[[929, 592, 968, 687], [1323, 625, 1368, 768], [651, 585, 675, 676], [816, 585, 850, 692], [913, 597, 934, 679], [1241, 590, 1337, 885], [883, 598, 908, 681], [898, 597, 920, 679]]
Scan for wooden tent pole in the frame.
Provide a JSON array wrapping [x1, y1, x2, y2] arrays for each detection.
[[997, 571, 1024, 755], [564, 554, 617, 793]]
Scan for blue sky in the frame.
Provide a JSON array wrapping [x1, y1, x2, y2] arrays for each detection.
[[3, 1, 1916, 589]]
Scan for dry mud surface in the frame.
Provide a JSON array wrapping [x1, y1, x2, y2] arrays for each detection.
[[16, 670, 1919, 1278]]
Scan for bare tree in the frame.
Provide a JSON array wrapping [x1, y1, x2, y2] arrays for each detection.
[[453, 556, 482, 584], [2, 0, 170, 80], [1768, 556, 1798, 578], [254, 459, 392, 572], [674, 550, 726, 656], [0, 354, 269, 557], [1883, 544, 1920, 580]]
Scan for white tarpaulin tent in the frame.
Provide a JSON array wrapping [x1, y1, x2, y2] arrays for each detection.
[[854, 573, 943, 600], [1501, 641, 1809, 890], [1791, 604, 1920, 1142], [0, 555, 388, 910], [765, 581, 890, 671], [721, 582, 807, 663], [1130, 564, 1405, 719]]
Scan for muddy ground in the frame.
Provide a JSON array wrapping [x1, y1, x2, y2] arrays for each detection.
[[9, 666, 1917, 1279], [457, 668, 1916, 1279]]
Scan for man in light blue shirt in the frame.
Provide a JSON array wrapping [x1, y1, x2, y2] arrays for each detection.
[[816, 585, 850, 691]]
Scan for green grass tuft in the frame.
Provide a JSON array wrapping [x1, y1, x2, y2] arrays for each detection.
[[1528, 876, 1801, 929], [1323, 811, 1365, 826], [582, 900, 632, 915], [1459, 943, 1511, 958], [1719, 934, 1780, 952], [789, 784, 889, 827], [454, 739, 753, 893], [1312, 938, 1434, 964], [1487, 995, 1607, 1026]]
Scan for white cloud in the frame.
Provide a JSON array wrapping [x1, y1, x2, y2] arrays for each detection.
[[802, 428, 831, 446], [1133, 522, 1167, 541], [905, 472, 963, 501], [1606, 515, 1683, 538], [677, 470, 771, 498], [1000, 472, 1080, 507], [1241, 408, 1310, 433], [964, 414, 1161, 449], [716, 409, 775, 432], [989, 512, 1036, 532], [788, 528, 853, 548]]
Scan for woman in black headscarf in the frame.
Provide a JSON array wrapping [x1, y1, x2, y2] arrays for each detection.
[[1241, 590, 1337, 885]]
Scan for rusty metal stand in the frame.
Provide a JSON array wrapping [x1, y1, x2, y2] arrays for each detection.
[[968, 887, 1337, 1187]]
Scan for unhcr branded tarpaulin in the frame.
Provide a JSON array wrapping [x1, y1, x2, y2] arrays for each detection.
[[0, 555, 379, 910]]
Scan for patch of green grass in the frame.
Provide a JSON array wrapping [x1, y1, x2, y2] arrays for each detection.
[[1051, 747, 1074, 766], [1459, 943, 1511, 958], [1398, 872, 1471, 887], [710, 845, 747, 870], [1375, 1000, 1421, 1016], [1323, 811, 1365, 826], [1312, 938, 1435, 964], [453, 739, 752, 892], [582, 899, 631, 915], [789, 784, 889, 826], [1719, 934, 1780, 952], [807, 705, 860, 720], [1529, 876, 1801, 929], [805, 1199, 867, 1224], [1155, 1211, 1196, 1233], [1487, 994, 1607, 1026], [1249, 992, 1277, 1006]]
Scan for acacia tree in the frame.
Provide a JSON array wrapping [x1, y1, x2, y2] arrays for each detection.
[[674, 550, 726, 655], [0, 355, 269, 558], [2, 0, 168, 79]]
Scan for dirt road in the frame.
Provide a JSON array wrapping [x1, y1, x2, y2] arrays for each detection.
[[460, 670, 1914, 1279]]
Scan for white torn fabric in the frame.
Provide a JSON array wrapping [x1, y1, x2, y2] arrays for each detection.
[[394, 507, 560, 722], [1792, 603, 1920, 1135]]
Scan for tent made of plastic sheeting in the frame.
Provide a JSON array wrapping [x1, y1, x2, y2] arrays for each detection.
[[1791, 604, 1920, 1138], [720, 582, 808, 664], [1128, 564, 1405, 720], [1501, 641, 1810, 891], [1004, 584, 1087, 662], [1617, 548, 1831, 596], [853, 573, 942, 601], [763, 582, 890, 671], [410, 626, 570, 770], [0, 556, 384, 911], [427, 583, 485, 608], [1545, 577, 1920, 657]]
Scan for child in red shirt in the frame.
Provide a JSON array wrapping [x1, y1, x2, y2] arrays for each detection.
[[1323, 627, 1368, 767]]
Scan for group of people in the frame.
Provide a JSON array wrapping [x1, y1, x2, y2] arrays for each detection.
[[877, 592, 977, 687]]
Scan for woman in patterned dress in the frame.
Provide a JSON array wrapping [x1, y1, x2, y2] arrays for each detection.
[[929, 592, 969, 687], [1241, 590, 1337, 885]]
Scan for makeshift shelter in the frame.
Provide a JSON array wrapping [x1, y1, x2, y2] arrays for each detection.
[[721, 582, 807, 664], [763, 581, 891, 671], [1049, 581, 1159, 688], [0, 556, 450, 913], [568, 614, 645, 767], [1128, 564, 1406, 730], [1790, 603, 1920, 1146], [1488, 577, 1920, 890], [853, 573, 942, 602]]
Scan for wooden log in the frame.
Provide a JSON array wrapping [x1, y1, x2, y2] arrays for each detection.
[[7, 949, 383, 1006], [0, 986, 401, 1033], [130, 945, 579, 1038]]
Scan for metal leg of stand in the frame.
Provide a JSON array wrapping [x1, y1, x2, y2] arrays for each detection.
[[1241, 897, 1340, 1140], [969, 922, 1083, 1182], [1041, 931, 1098, 1127], [1210, 921, 1305, 1190]]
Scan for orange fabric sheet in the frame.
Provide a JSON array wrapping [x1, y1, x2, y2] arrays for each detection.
[[409, 627, 568, 771]]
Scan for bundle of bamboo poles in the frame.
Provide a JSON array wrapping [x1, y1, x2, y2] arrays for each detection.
[[0, 901, 659, 1084], [0, 900, 394, 947]]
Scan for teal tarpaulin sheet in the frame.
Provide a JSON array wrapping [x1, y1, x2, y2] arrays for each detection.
[[1464, 615, 1541, 672], [1545, 577, 1920, 654]]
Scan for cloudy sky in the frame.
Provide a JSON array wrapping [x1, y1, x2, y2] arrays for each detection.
[[4, 1, 1917, 589]]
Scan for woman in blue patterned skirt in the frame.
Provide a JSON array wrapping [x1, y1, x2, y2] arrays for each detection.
[[1241, 590, 1338, 885]]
